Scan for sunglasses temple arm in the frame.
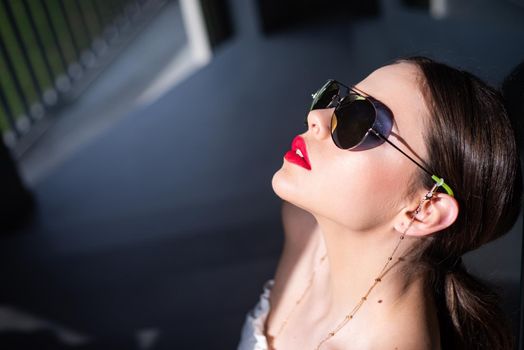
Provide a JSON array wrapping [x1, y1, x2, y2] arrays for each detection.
[[372, 130, 454, 196]]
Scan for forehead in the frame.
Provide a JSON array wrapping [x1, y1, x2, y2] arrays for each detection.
[[355, 63, 427, 113]]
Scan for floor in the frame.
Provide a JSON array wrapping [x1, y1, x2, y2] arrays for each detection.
[[2, 0, 524, 349]]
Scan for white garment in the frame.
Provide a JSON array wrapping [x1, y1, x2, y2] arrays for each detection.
[[237, 279, 274, 350]]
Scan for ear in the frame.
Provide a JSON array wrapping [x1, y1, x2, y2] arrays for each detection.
[[393, 193, 459, 237]]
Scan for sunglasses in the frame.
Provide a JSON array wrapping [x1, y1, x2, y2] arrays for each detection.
[[307, 79, 454, 196]]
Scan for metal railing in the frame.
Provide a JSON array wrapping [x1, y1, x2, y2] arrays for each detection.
[[0, 0, 168, 150]]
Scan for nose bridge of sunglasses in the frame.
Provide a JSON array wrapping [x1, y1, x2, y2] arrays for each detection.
[[329, 94, 343, 108]]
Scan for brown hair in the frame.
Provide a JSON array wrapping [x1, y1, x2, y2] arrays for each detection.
[[401, 56, 522, 349]]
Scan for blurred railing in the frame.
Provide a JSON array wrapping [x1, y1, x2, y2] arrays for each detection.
[[0, 0, 169, 150]]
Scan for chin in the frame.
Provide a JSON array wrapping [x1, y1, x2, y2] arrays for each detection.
[[271, 167, 296, 202], [272, 167, 311, 213], [271, 168, 286, 199]]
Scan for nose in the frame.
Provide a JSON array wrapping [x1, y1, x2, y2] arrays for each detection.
[[306, 108, 333, 141]]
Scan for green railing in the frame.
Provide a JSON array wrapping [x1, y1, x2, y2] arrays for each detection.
[[0, 0, 167, 148]]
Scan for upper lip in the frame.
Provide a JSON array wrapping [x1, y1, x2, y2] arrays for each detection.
[[292, 135, 311, 168]]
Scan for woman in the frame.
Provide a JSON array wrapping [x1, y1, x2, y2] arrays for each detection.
[[238, 56, 522, 349]]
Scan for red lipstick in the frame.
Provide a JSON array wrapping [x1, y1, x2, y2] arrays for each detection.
[[284, 135, 311, 170]]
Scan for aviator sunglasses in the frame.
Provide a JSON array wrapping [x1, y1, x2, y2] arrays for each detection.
[[307, 79, 454, 196]]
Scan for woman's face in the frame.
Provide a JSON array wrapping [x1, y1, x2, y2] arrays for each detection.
[[272, 62, 430, 231]]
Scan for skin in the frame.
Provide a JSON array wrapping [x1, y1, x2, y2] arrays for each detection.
[[267, 62, 458, 349]]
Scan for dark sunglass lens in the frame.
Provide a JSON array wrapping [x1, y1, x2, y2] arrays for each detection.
[[331, 97, 375, 149], [310, 81, 339, 111]]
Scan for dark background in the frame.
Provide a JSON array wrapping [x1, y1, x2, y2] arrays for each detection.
[[1, 0, 523, 349]]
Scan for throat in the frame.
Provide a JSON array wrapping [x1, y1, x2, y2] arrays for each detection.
[[312, 220, 419, 324]]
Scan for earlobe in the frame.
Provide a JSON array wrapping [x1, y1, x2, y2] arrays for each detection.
[[394, 194, 459, 237]]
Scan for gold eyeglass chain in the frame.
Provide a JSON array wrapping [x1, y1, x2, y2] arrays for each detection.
[[272, 182, 441, 350]]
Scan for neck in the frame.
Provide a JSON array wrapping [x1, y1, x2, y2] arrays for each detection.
[[313, 216, 419, 318]]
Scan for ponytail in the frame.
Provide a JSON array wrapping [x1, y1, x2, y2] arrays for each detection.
[[399, 56, 522, 350], [439, 265, 514, 349]]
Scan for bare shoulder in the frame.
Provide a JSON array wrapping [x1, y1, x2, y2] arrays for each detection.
[[329, 281, 441, 350], [365, 325, 440, 350], [322, 303, 440, 350], [360, 298, 441, 350]]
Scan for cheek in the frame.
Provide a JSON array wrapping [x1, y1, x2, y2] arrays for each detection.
[[272, 149, 414, 231], [313, 157, 401, 229]]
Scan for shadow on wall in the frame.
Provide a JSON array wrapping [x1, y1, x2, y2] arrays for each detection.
[[255, 0, 380, 35], [502, 60, 524, 151], [0, 304, 159, 350], [0, 140, 35, 234], [0, 331, 135, 350], [501, 58, 524, 348]]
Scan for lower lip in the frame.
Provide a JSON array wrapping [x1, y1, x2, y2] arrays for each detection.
[[284, 150, 311, 170]]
